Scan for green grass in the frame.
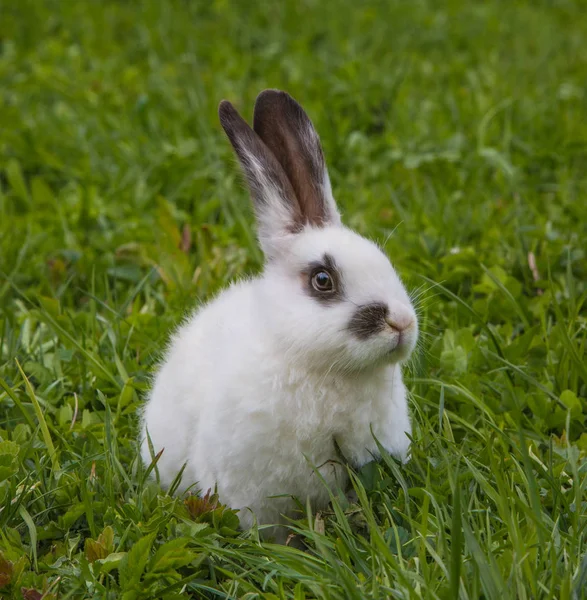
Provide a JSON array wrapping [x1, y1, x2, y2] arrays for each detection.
[[1, 0, 586, 597]]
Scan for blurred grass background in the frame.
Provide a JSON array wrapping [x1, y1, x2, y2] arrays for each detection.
[[0, 0, 586, 598]]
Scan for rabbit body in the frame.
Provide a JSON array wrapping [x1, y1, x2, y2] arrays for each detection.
[[140, 90, 418, 539]]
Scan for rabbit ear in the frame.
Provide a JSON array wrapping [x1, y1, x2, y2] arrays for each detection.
[[253, 89, 341, 228], [219, 100, 305, 255]]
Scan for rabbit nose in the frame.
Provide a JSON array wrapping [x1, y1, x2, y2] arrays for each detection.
[[385, 310, 414, 332]]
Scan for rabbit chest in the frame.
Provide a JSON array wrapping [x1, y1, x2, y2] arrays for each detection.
[[191, 363, 394, 512]]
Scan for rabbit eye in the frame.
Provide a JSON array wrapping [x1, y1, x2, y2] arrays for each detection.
[[304, 254, 343, 304], [312, 270, 334, 292]]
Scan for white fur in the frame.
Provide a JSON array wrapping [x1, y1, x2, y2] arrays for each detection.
[[140, 226, 417, 540], [140, 92, 418, 541]]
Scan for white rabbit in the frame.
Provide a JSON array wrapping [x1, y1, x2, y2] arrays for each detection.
[[140, 89, 418, 541]]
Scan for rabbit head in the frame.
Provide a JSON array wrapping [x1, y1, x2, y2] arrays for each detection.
[[219, 90, 418, 373]]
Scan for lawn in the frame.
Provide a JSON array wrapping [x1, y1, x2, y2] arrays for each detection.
[[1, 0, 586, 598]]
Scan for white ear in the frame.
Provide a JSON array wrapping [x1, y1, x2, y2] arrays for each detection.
[[253, 89, 341, 228]]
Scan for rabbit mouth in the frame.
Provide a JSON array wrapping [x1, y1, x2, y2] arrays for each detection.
[[386, 342, 401, 357], [384, 331, 414, 362], [386, 331, 403, 352]]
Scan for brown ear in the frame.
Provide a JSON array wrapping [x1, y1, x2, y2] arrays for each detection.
[[253, 90, 341, 228], [219, 100, 307, 254]]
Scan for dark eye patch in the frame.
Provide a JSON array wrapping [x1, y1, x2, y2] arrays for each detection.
[[347, 303, 389, 339], [302, 253, 343, 304]]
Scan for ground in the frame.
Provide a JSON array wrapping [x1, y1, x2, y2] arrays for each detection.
[[0, 0, 586, 598]]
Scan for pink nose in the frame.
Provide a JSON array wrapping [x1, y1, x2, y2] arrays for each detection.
[[385, 309, 414, 332]]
